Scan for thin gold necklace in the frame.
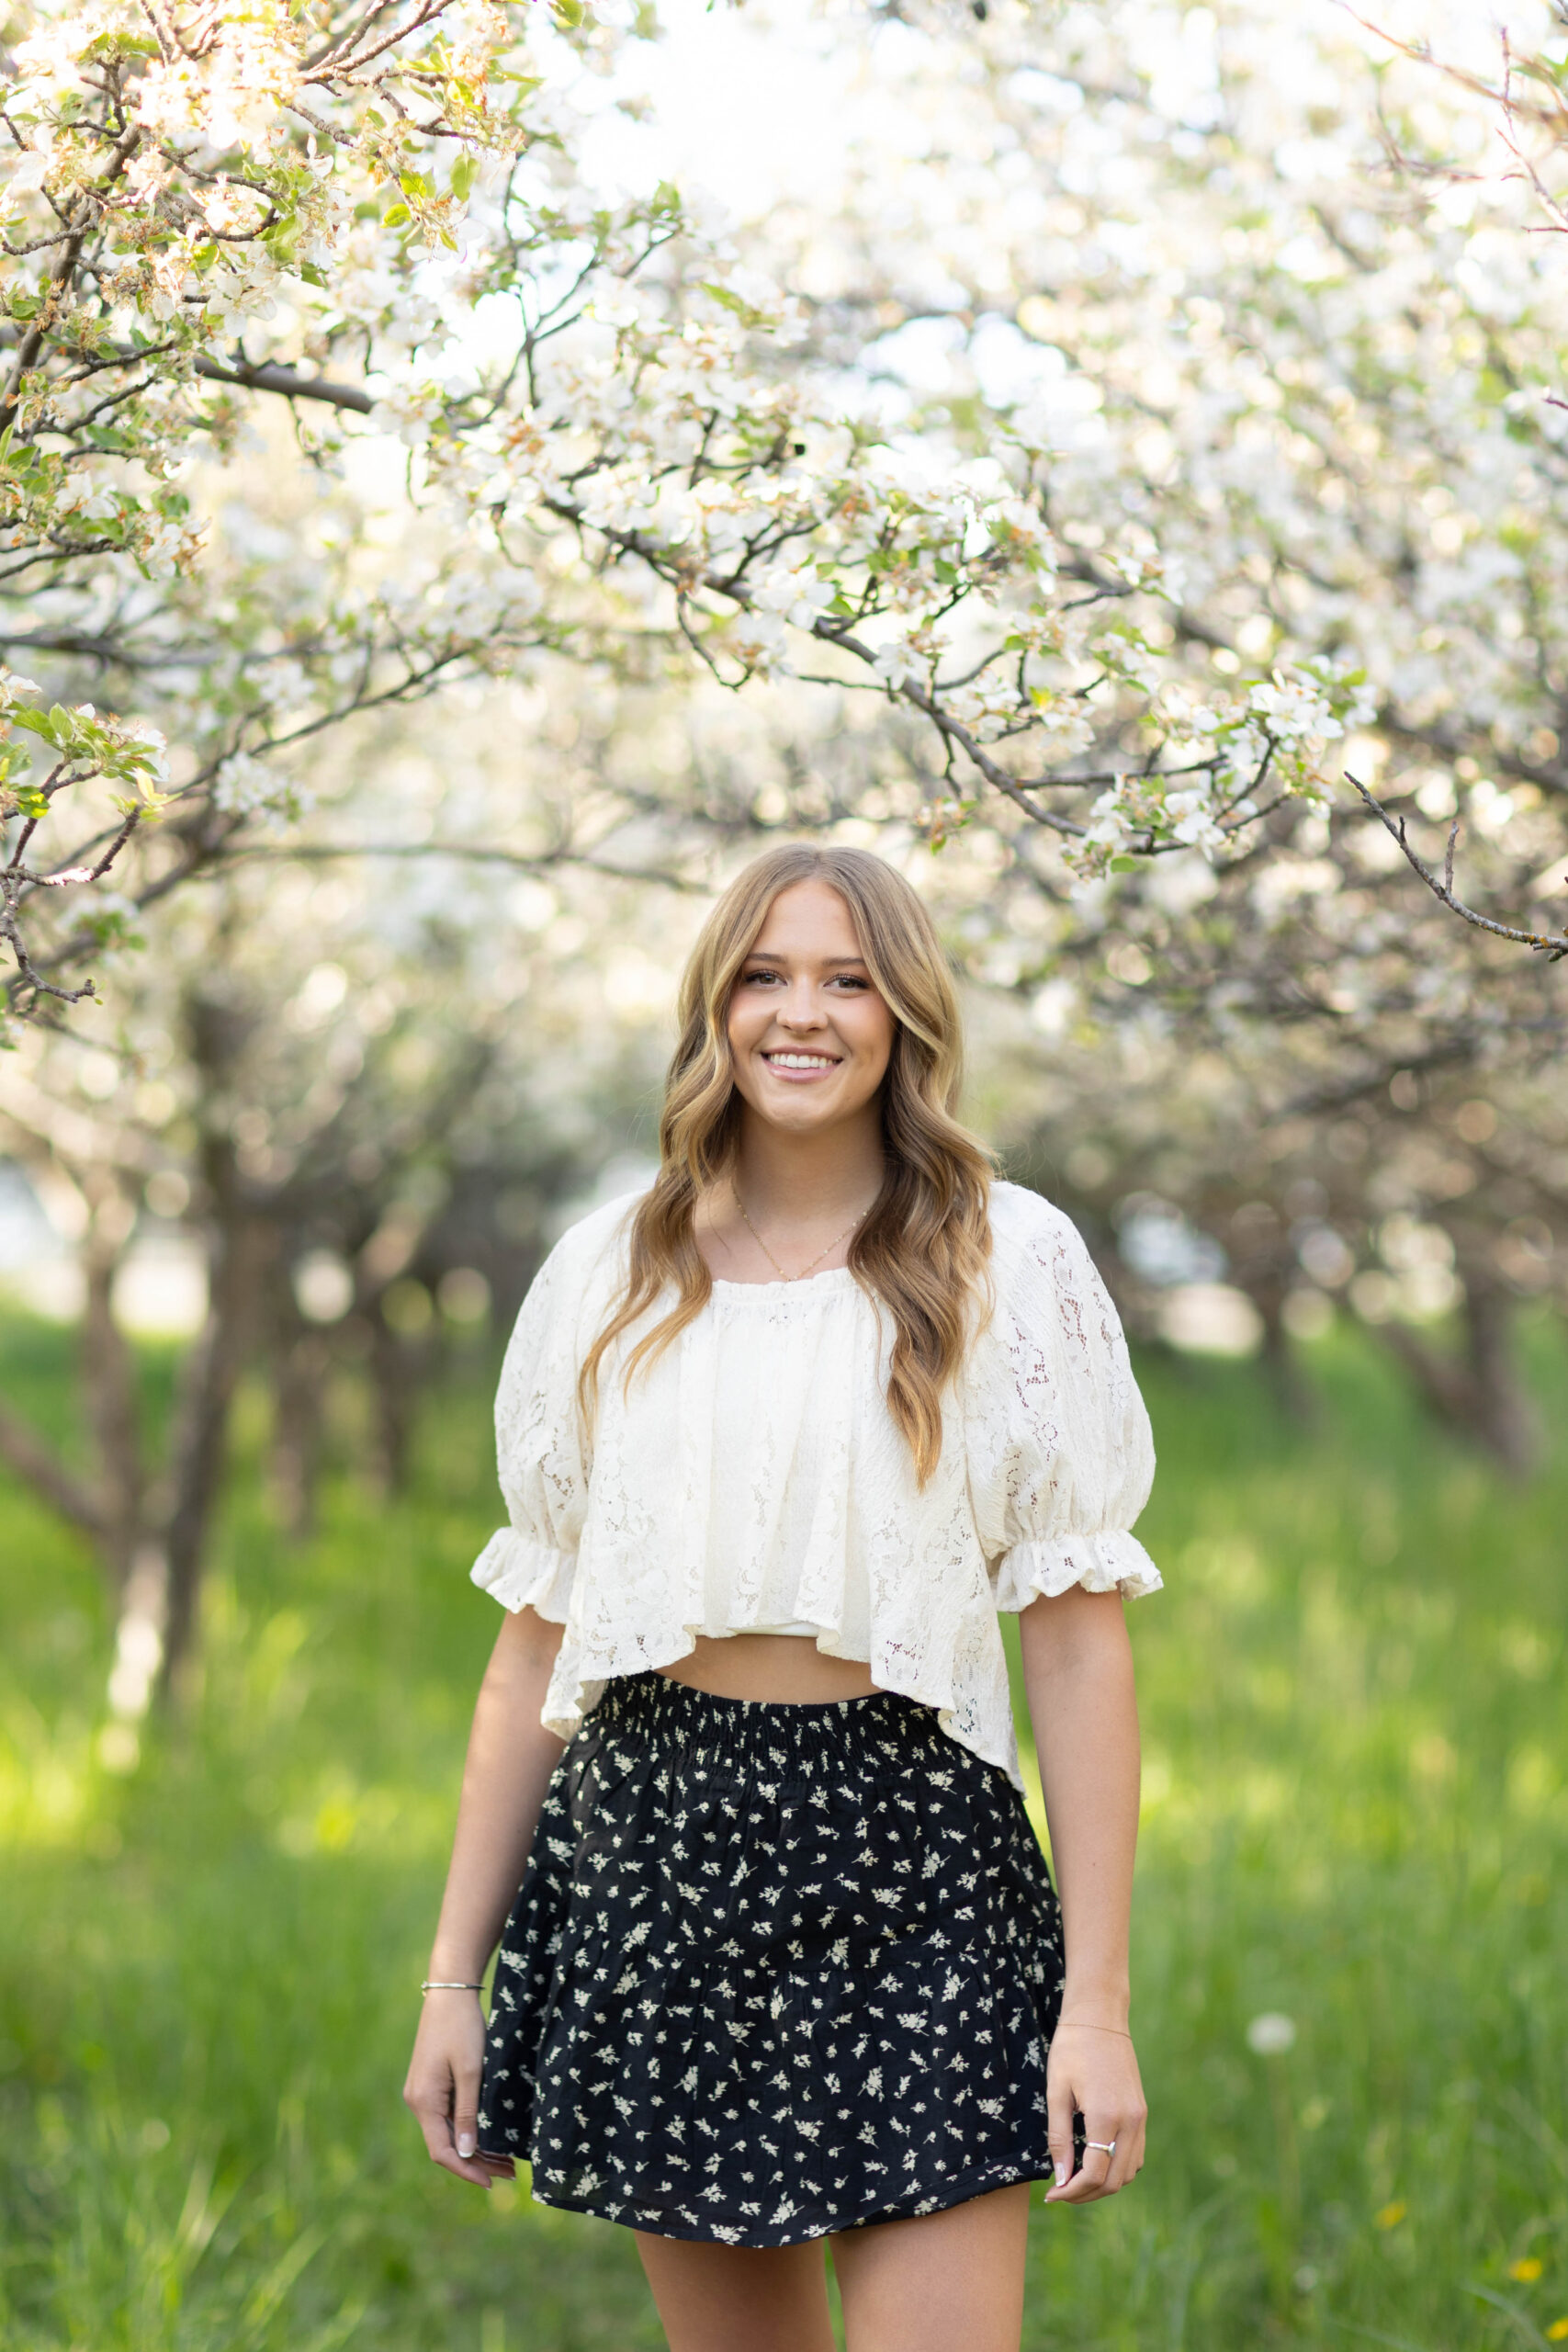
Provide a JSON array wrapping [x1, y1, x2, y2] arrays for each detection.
[[732, 1185, 871, 1283]]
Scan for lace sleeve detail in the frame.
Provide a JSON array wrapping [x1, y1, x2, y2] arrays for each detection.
[[968, 1185, 1161, 1612], [469, 1206, 621, 1623], [471, 1524, 579, 1617]]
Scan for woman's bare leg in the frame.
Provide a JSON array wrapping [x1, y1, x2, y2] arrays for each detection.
[[634, 2233, 837, 2352], [830, 2183, 1032, 2352]]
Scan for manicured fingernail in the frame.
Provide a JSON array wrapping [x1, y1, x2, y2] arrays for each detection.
[[457, 2132, 476, 2157], [1054, 2162, 1070, 2188]]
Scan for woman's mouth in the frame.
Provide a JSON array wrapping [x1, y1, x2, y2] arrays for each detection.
[[761, 1050, 840, 1079]]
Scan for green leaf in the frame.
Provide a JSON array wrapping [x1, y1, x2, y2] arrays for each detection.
[[382, 203, 411, 229], [702, 282, 765, 323], [84, 28, 158, 59], [552, 0, 586, 24], [1108, 855, 1143, 873], [450, 153, 479, 202]]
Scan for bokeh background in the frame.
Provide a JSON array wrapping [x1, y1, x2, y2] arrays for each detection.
[[5, 0, 1568, 2345]]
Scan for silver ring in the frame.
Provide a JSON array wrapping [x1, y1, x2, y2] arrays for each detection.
[[1084, 2140, 1117, 2156]]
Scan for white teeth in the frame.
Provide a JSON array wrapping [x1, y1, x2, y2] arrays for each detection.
[[767, 1053, 836, 1069]]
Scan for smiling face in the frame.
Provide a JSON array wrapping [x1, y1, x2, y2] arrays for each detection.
[[726, 880, 897, 1137]]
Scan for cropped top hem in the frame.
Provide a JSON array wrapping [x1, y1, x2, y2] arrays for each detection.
[[992, 1529, 1164, 1611], [532, 1645, 1022, 1787]]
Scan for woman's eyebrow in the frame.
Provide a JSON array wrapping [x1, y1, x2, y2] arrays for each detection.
[[740, 950, 869, 968]]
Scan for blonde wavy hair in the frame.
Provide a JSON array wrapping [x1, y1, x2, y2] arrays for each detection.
[[581, 843, 994, 1483]]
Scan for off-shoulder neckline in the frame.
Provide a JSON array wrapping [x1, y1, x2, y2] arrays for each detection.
[[703, 1183, 1065, 1297], [709, 1264, 861, 1298]]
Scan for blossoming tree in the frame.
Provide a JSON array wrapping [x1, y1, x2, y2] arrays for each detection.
[[5, 0, 1568, 1686], [0, 0, 1478, 1028], [728, 0, 1568, 1441]]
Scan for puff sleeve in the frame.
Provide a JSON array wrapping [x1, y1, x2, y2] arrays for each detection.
[[468, 1227, 595, 1623], [967, 1186, 1162, 1611]]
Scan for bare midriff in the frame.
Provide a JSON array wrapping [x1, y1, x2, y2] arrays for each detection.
[[657, 1634, 878, 1704]]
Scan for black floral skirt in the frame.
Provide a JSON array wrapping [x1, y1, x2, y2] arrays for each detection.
[[477, 1671, 1066, 2245]]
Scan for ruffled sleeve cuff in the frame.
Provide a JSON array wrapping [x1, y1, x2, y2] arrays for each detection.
[[469, 1525, 576, 1623], [992, 1528, 1163, 1613]]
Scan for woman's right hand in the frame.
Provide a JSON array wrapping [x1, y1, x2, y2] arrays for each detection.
[[404, 1611, 564, 2190], [403, 1989, 512, 2188]]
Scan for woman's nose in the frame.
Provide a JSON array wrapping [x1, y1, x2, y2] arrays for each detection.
[[777, 982, 826, 1028]]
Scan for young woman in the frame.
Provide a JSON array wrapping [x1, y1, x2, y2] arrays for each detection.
[[404, 843, 1161, 2352]]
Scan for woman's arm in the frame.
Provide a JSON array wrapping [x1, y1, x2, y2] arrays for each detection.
[[1018, 1584, 1148, 2203], [403, 1605, 566, 2188]]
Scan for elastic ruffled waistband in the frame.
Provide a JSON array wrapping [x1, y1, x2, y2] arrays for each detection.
[[589, 1668, 953, 1777]]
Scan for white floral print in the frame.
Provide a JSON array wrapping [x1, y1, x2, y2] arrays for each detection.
[[478, 1676, 1068, 2245]]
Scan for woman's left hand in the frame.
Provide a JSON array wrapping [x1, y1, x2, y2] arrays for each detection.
[[1043, 2018, 1147, 2202]]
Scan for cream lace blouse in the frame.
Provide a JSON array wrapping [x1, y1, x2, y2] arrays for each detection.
[[470, 1180, 1160, 1788]]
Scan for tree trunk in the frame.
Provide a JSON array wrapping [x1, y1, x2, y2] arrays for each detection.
[[1373, 1258, 1535, 1476], [368, 1309, 416, 1498], [1248, 1281, 1319, 1428], [106, 1537, 171, 1722], [1457, 1259, 1536, 1475], [270, 1326, 328, 1541], [156, 1207, 275, 1700], [0, 1192, 144, 1619]]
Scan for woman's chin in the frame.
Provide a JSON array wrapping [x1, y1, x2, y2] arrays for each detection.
[[752, 1089, 849, 1131]]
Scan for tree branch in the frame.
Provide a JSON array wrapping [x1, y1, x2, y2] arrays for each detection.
[[0, 1398, 103, 1533], [0, 336, 376, 417], [192, 355, 375, 413], [1347, 775, 1568, 958], [0, 627, 180, 670], [228, 838, 712, 893]]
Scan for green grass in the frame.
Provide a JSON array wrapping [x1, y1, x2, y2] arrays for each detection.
[[2, 1311, 1565, 2350]]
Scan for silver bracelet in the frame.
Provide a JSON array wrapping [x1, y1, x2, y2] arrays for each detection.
[[421, 1980, 484, 1994]]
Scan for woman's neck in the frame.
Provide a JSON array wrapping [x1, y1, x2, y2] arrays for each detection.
[[730, 1105, 885, 1227]]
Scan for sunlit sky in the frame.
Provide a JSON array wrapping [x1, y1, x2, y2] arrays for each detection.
[[565, 0, 1545, 227], [579, 0, 902, 220]]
